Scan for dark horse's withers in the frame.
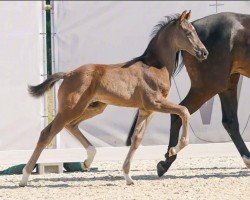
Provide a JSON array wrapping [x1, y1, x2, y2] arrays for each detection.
[[126, 12, 250, 176]]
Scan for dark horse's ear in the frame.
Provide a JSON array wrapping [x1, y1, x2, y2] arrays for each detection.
[[179, 10, 187, 23], [186, 10, 191, 20]]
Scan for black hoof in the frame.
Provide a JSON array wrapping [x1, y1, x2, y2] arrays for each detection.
[[157, 161, 167, 177]]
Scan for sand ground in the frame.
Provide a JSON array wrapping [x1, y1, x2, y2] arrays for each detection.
[[0, 156, 249, 200]]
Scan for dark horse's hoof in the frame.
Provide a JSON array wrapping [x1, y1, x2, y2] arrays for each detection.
[[157, 161, 167, 177]]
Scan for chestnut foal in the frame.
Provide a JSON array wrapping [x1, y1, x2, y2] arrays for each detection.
[[20, 11, 208, 186]]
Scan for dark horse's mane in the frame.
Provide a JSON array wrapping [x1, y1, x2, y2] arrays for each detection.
[[123, 14, 185, 76]]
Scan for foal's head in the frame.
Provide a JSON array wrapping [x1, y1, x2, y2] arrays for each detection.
[[157, 10, 208, 61], [176, 11, 209, 61], [175, 10, 208, 61]]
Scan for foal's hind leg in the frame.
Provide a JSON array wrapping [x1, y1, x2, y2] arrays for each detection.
[[123, 109, 152, 185], [65, 102, 107, 170], [20, 85, 96, 186], [19, 114, 67, 187]]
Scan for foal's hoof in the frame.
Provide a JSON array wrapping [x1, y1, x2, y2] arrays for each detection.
[[157, 161, 167, 177], [82, 161, 90, 171], [19, 182, 27, 187], [242, 155, 250, 169], [123, 173, 134, 185], [126, 180, 135, 185]]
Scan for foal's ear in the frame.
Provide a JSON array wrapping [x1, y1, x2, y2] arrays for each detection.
[[186, 10, 191, 20], [179, 10, 188, 23]]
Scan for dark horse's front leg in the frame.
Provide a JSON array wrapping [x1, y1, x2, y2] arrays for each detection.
[[158, 73, 250, 176], [157, 87, 218, 177], [219, 74, 250, 167]]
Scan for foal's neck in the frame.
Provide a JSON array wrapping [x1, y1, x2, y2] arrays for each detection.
[[142, 26, 178, 76]]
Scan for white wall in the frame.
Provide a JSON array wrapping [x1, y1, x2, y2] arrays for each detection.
[[0, 1, 44, 151], [53, 1, 250, 148]]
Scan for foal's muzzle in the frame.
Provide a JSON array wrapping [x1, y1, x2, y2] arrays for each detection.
[[196, 48, 209, 61]]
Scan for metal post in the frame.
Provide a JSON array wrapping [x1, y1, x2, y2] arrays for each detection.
[[38, 0, 63, 174], [41, 0, 48, 135], [49, 0, 61, 149]]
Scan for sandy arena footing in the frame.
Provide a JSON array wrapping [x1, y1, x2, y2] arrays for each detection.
[[0, 156, 249, 200]]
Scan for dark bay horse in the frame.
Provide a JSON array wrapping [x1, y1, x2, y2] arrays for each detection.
[[20, 11, 208, 186], [126, 12, 250, 176]]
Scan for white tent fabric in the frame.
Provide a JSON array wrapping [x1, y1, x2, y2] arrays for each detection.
[[0, 2, 44, 150], [53, 1, 250, 148]]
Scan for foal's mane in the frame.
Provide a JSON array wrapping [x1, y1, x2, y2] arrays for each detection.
[[150, 14, 180, 39], [123, 13, 185, 76]]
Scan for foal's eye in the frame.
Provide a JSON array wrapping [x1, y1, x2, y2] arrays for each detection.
[[186, 32, 192, 37]]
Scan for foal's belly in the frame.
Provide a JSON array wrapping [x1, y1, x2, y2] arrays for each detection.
[[92, 98, 140, 108], [94, 86, 142, 108]]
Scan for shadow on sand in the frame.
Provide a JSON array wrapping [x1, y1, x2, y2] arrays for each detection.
[[0, 167, 249, 189]]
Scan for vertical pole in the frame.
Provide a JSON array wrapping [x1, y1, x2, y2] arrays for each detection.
[[37, 0, 49, 174], [42, 0, 48, 134], [38, 0, 63, 174], [50, 0, 61, 148], [44, 0, 56, 149]]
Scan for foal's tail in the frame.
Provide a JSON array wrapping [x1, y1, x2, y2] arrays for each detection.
[[125, 110, 139, 146], [28, 72, 65, 98]]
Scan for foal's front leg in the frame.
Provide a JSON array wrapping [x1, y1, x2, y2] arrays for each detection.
[[123, 110, 152, 185], [145, 97, 191, 156]]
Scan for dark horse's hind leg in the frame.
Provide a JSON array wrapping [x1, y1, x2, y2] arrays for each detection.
[[218, 74, 250, 167], [157, 87, 218, 177]]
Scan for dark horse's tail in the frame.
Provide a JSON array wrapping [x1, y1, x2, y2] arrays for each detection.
[[125, 110, 139, 146], [28, 72, 65, 98]]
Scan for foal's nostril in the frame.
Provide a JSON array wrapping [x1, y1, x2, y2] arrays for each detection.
[[197, 51, 202, 57], [202, 49, 209, 57], [196, 49, 208, 61]]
